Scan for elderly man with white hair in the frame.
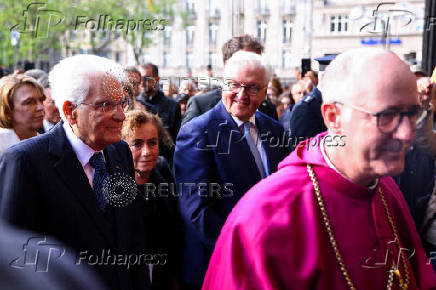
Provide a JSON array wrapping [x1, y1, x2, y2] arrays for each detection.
[[0, 55, 150, 290], [203, 48, 436, 289], [174, 51, 288, 289]]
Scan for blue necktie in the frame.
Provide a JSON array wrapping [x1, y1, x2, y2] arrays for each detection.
[[243, 122, 267, 179], [89, 153, 109, 211]]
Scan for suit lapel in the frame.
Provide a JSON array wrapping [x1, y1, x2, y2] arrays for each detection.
[[212, 102, 262, 180], [103, 145, 136, 252], [48, 123, 115, 247]]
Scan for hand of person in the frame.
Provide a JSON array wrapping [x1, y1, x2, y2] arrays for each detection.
[[417, 77, 433, 109]]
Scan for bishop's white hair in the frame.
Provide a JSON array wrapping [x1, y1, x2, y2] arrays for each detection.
[[49, 54, 126, 121]]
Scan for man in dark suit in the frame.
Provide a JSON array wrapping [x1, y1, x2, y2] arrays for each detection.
[[174, 51, 288, 289], [182, 34, 277, 126], [137, 63, 181, 141], [288, 70, 327, 150], [0, 55, 150, 290]]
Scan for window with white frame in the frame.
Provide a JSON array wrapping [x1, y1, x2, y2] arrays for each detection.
[[282, 51, 292, 68], [209, 23, 218, 45], [186, 26, 195, 46], [330, 14, 349, 33], [187, 0, 195, 14], [258, 0, 268, 12], [283, 20, 292, 43], [257, 20, 267, 43], [163, 26, 171, 47], [163, 52, 171, 68], [208, 52, 218, 67], [186, 53, 194, 68], [209, 0, 218, 16], [283, 0, 293, 11]]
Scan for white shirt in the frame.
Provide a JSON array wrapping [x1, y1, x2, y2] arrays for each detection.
[[43, 119, 55, 132], [0, 128, 20, 155], [232, 115, 269, 173], [63, 122, 102, 188]]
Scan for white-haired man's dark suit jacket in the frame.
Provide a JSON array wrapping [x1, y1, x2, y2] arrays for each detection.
[[0, 122, 150, 290]]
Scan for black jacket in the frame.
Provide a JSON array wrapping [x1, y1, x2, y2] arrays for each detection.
[[0, 122, 150, 290], [137, 157, 184, 290]]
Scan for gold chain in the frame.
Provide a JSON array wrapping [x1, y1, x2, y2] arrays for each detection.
[[306, 164, 409, 290]]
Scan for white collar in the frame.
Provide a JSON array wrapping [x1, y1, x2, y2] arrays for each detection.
[[231, 115, 256, 129], [321, 140, 379, 190], [63, 122, 100, 167]]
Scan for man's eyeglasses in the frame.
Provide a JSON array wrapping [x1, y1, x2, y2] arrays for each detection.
[[334, 101, 422, 134], [79, 98, 128, 113], [225, 81, 264, 96]]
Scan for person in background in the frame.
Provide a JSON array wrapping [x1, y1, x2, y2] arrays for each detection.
[[122, 110, 183, 290], [162, 80, 179, 99], [24, 70, 61, 134], [125, 66, 142, 100], [0, 74, 44, 154], [136, 63, 181, 142], [288, 69, 326, 150], [175, 94, 190, 118], [179, 79, 197, 98], [290, 80, 307, 104], [267, 77, 283, 103], [278, 91, 294, 132]]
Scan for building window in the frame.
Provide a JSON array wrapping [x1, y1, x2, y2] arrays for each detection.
[[208, 52, 218, 67], [330, 16, 335, 32], [186, 26, 195, 47], [209, 23, 218, 45], [283, 0, 292, 11], [209, 0, 219, 16], [163, 26, 171, 47], [257, 20, 267, 43], [282, 51, 292, 68], [186, 0, 195, 14], [186, 53, 194, 68], [115, 52, 120, 63], [330, 14, 349, 33], [283, 20, 292, 43], [163, 52, 170, 68], [258, 0, 268, 13]]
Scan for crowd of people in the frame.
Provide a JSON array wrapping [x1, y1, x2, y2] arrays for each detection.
[[0, 34, 436, 290]]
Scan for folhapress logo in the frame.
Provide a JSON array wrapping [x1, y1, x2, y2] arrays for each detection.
[[10, 237, 66, 272]]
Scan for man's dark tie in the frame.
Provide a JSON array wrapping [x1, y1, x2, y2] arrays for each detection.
[[89, 152, 109, 211]]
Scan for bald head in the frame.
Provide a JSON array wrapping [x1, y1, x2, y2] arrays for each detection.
[[320, 48, 420, 187], [319, 48, 416, 106]]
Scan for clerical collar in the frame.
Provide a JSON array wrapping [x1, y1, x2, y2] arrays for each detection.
[[63, 122, 102, 167], [232, 115, 256, 129], [320, 141, 379, 190]]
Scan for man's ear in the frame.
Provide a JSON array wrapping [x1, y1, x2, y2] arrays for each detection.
[[63, 101, 77, 125], [321, 103, 341, 134]]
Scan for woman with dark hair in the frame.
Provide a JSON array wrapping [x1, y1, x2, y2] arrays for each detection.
[[121, 110, 183, 290], [0, 74, 45, 154]]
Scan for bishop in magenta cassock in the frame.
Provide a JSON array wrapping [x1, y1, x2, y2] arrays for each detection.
[[202, 48, 436, 290]]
